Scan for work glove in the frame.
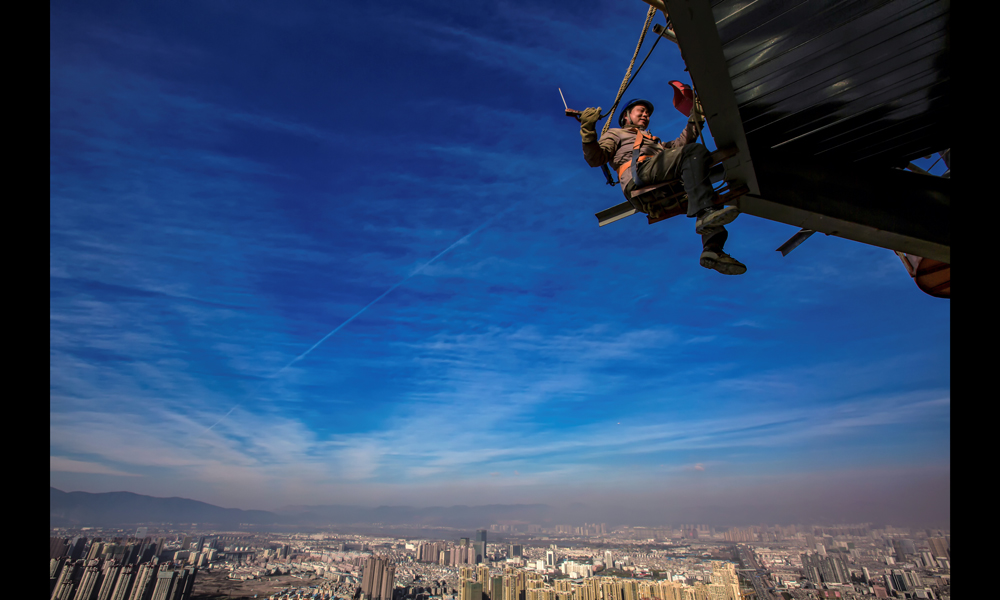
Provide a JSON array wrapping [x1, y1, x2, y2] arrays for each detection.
[[580, 107, 601, 144], [689, 97, 706, 128]]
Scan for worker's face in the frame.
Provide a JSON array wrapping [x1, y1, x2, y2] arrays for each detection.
[[628, 105, 651, 129]]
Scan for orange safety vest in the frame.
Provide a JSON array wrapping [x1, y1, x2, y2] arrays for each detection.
[[615, 130, 661, 185]]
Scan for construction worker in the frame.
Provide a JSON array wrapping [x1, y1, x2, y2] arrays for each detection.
[[579, 98, 746, 275]]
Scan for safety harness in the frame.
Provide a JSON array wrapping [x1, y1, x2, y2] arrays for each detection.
[[618, 129, 660, 189]]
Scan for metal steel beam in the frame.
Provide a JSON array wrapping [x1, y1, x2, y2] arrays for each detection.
[[663, 0, 759, 196], [658, 0, 950, 263], [750, 155, 950, 262]]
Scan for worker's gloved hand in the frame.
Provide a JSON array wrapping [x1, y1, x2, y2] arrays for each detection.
[[580, 107, 601, 143], [689, 98, 706, 127]]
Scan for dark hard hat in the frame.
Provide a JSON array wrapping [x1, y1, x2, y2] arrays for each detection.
[[618, 99, 654, 127]]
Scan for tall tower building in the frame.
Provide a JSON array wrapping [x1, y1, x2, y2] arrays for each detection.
[[74, 560, 104, 600], [88, 543, 106, 561], [362, 556, 395, 600], [51, 560, 80, 600], [149, 568, 177, 600], [463, 581, 484, 600], [97, 562, 123, 600], [110, 565, 137, 600], [380, 564, 396, 600], [800, 554, 821, 585], [928, 537, 949, 558], [475, 531, 488, 563], [490, 575, 504, 600], [70, 539, 89, 561], [509, 545, 523, 558], [546, 551, 556, 567], [128, 563, 157, 600], [52, 538, 71, 560]]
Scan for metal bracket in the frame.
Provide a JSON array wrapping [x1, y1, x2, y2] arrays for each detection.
[[776, 229, 816, 256]]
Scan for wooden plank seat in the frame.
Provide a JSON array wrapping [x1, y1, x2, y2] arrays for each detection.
[[595, 147, 749, 227]]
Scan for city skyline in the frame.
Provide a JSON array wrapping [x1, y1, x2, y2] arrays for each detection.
[[50, 0, 949, 525], [49, 522, 951, 600]]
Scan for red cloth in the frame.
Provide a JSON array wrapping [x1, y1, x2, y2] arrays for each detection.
[[668, 80, 694, 116]]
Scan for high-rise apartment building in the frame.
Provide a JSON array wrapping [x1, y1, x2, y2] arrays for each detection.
[[166, 566, 197, 600], [52, 538, 71, 560], [824, 555, 849, 584], [110, 564, 137, 600], [149, 568, 177, 600], [88, 543, 106, 561], [361, 556, 395, 600], [51, 560, 80, 600], [477, 565, 491, 585], [74, 560, 104, 600], [463, 581, 484, 600], [501, 575, 520, 600], [928, 537, 949, 558], [128, 562, 157, 600], [97, 562, 122, 600], [69, 539, 89, 561], [490, 575, 504, 600], [800, 554, 822, 585]]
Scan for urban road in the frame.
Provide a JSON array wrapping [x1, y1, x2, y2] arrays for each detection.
[[735, 544, 776, 600]]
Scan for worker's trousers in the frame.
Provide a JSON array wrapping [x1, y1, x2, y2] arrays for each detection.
[[633, 142, 728, 250]]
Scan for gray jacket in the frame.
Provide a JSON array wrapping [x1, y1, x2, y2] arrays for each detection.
[[583, 119, 700, 189]]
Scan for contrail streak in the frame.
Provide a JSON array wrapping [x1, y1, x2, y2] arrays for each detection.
[[205, 171, 581, 432]]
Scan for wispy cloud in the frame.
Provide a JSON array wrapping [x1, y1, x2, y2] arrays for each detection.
[[50, 457, 143, 477]]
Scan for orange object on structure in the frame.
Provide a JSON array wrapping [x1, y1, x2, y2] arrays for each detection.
[[896, 252, 950, 298]]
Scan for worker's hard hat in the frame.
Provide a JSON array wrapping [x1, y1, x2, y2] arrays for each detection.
[[618, 99, 654, 127]]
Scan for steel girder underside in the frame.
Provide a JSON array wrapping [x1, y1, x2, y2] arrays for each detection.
[[664, 0, 950, 262]]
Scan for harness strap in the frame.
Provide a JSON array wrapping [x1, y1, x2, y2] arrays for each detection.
[[616, 130, 659, 186], [600, 163, 617, 186]]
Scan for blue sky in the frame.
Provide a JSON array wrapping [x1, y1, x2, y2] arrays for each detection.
[[50, 0, 949, 527]]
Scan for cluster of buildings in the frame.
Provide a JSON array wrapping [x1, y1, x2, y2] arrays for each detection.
[[48, 533, 251, 600], [49, 556, 197, 600], [361, 532, 740, 600], [417, 536, 486, 566], [443, 561, 741, 600], [743, 529, 951, 599], [417, 532, 524, 567], [48, 522, 951, 600]]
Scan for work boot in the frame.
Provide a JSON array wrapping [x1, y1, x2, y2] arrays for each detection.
[[695, 205, 740, 234], [700, 247, 747, 275]]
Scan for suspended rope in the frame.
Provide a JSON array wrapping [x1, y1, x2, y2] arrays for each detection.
[[601, 5, 658, 138]]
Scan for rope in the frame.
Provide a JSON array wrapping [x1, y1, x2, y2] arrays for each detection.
[[601, 5, 658, 137]]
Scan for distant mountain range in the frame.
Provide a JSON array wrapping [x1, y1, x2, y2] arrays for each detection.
[[50, 488, 282, 528], [49, 488, 571, 530]]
